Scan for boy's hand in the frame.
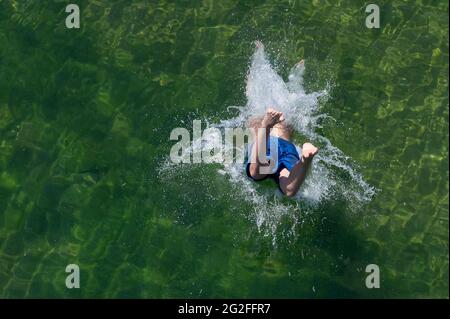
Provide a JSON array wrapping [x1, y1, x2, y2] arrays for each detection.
[[302, 142, 319, 162], [262, 108, 285, 128]]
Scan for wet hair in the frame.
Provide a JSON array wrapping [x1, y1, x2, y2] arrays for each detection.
[[247, 115, 294, 134], [247, 116, 264, 129]]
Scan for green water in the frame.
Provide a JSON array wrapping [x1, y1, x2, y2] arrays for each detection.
[[0, 0, 448, 298]]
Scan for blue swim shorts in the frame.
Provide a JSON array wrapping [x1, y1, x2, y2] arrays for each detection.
[[245, 135, 301, 186]]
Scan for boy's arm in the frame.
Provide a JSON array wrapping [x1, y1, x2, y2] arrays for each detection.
[[248, 125, 271, 178], [248, 108, 284, 178], [279, 143, 318, 197]]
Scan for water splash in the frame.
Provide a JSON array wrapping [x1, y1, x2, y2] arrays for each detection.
[[159, 43, 376, 241]]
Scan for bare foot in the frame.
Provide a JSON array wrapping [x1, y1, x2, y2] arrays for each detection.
[[255, 40, 264, 49], [295, 59, 305, 69], [302, 142, 319, 162], [261, 108, 284, 128]]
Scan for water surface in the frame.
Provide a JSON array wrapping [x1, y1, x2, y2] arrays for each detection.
[[0, 0, 448, 298]]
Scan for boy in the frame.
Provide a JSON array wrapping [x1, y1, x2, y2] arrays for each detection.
[[246, 108, 318, 197]]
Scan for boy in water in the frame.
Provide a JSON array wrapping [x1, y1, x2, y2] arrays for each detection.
[[245, 41, 318, 197], [246, 108, 318, 197]]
